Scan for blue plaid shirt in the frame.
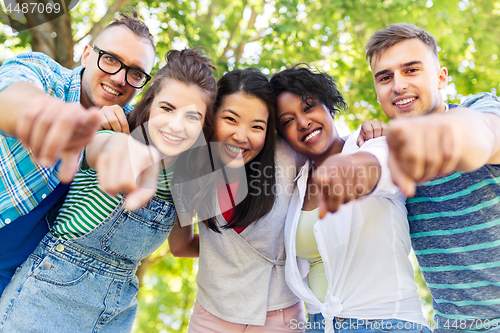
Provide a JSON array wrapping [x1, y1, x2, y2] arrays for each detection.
[[0, 52, 132, 227]]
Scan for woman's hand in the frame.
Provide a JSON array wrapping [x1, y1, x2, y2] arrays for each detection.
[[87, 132, 160, 211], [357, 119, 388, 147], [311, 152, 381, 218]]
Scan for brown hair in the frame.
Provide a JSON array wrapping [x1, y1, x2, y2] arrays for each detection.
[[128, 48, 217, 132], [98, 8, 155, 54], [365, 23, 438, 66]]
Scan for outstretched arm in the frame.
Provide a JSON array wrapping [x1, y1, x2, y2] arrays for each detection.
[[0, 82, 102, 182], [168, 219, 200, 258], [386, 107, 500, 196], [312, 151, 382, 218]]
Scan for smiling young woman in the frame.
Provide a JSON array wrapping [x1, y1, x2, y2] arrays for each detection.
[[169, 68, 308, 332], [269, 66, 431, 333]]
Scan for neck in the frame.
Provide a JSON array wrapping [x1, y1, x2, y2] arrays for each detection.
[[222, 165, 245, 184], [161, 155, 179, 170], [431, 101, 447, 114], [311, 135, 346, 167], [79, 70, 92, 109]]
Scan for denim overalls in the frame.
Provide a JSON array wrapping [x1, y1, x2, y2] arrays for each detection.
[[0, 196, 176, 333]]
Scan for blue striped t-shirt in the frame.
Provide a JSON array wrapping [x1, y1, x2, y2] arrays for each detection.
[[407, 93, 500, 332]]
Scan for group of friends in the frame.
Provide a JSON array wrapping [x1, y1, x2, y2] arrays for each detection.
[[0, 10, 499, 333]]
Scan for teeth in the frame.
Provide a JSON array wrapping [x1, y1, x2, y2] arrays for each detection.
[[161, 132, 184, 141], [304, 129, 320, 142], [103, 85, 120, 96], [225, 144, 245, 154], [394, 97, 416, 105]]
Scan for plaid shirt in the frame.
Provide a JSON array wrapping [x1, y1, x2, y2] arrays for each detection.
[[0, 52, 132, 227]]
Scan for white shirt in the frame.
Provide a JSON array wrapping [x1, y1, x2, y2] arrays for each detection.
[[284, 135, 427, 333]]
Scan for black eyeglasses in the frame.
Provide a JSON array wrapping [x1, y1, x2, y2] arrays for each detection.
[[92, 45, 151, 89]]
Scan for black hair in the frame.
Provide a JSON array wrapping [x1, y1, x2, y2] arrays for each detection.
[[192, 68, 277, 232], [270, 65, 347, 121]]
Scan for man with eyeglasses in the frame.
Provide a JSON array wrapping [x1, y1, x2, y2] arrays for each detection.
[[0, 11, 156, 293]]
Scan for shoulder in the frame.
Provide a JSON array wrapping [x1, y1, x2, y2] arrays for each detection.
[[275, 137, 306, 167], [342, 133, 388, 155], [459, 92, 500, 117], [3, 52, 63, 70]]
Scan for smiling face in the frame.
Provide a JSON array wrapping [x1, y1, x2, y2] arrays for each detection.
[[371, 39, 448, 119], [147, 80, 207, 158], [214, 92, 269, 169], [80, 25, 155, 108], [276, 92, 343, 164]]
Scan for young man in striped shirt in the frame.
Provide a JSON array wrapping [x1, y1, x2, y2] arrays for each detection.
[[363, 23, 500, 331], [0, 12, 156, 293]]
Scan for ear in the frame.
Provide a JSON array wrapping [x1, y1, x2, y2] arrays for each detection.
[[437, 66, 448, 90], [81, 45, 91, 68]]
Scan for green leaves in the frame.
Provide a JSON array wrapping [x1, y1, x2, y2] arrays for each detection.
[[2, 1, 500, 329]]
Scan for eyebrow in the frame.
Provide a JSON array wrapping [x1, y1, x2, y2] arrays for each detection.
[[187, 110, 204, 118], [278, 112, 291, 122], [223, 109, 240, 118], [374, 60, 423, 79], [158, 101, 177, 110], [223, 109, 267, 125], [159, 101, 203, 117], [253, 119, 267, 125]]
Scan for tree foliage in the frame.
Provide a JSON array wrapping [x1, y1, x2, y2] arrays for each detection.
[[2, 0, 500, 331]]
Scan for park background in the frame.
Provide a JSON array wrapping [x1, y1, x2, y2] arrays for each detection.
[[1, 0, 499, 331]]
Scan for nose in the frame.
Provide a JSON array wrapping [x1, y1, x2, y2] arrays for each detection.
[[231, 126, 248, 143], [296, 114, 312, 130], [110, 68, 127, 86], [392, 71, 409, 94], [167, 112, 184, 133]]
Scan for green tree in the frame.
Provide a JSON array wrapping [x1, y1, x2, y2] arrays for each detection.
[[2, 0, 500, 331]]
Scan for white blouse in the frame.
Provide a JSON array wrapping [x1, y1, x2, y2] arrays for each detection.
[[284, 135, 428, 333]]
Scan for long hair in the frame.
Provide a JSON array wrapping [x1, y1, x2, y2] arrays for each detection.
[[125, 48, 217, 209], [187, 68, 277, 232]]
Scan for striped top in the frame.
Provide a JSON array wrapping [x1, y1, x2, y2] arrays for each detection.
[[51, 166, 173, 240], [407, 93, 500, 331]]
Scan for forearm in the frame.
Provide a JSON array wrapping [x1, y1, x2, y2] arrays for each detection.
[[168, 220, 200, 258], [448, 108, 500, 170], [314, 150, 382, 216], [85, 132, 118, 169], [347, 151, 382, 195]]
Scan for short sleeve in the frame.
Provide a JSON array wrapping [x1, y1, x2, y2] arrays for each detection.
[[459, 92, 500, 118]]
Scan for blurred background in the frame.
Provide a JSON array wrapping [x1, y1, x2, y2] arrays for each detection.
[[1, 0, 499, 331]]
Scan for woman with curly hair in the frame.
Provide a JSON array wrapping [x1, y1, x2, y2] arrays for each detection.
[[270, 66, 430, 333]]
